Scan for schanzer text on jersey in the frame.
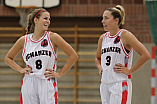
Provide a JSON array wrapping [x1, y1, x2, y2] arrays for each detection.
[[101, 47, 121, 54], [26, 50, 52, 61]]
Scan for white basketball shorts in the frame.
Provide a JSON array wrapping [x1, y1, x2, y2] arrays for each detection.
[[19, 76, 58, 104], [100, 80, 132, 104]]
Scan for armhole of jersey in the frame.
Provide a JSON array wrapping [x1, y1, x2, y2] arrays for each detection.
[[22, 35, 28, 58], [120, 30, 133, 56], [47, 31, 57, 60], [120, 41, 133, 56]]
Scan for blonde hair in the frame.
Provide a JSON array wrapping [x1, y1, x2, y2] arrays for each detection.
[[25, 8, 47, 34], [106, 5, 125, 29]]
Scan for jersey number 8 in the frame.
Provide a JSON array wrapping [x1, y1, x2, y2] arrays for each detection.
[[35, 59, 42, 70]]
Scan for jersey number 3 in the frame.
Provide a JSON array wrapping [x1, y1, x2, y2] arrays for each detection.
[[106, 56, 111, 66], [36, 59, 42, 70]]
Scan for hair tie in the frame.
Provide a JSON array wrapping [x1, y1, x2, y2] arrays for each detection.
[[33, 10, 46, 23], [115, 7, 121, 11]]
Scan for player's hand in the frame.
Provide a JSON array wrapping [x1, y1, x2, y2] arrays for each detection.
[[19, 67, 32, 74], [45, 69, 62, 80], [99, 69, 103, 75], [113, 64, 131, 75]]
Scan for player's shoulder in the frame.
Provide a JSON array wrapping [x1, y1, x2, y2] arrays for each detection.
[[121, 29, 134, 38], [49, 32, 65, 42], [49, 32, 60, 38], [121, 29, 137, 46], [18, 36, 25, 42], [13, 36, 26, 48], [49, 32, 63, 45]]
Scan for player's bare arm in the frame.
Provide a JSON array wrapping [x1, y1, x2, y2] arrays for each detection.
[[5, 36, 32, 74], [95, 34, 104, 75], [114, 30, 151, 75], [45, 32, 78, 78]]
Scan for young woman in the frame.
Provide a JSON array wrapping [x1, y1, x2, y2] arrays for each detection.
[[5, 8, 78, 104], [95, 5, 150, 104]]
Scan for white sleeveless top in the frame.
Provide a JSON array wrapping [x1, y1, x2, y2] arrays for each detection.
[[101, 29, 133, 84], [22, 31, 57, 79]]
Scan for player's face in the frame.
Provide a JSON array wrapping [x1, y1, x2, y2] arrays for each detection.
[[37, 12, 51, 31], [102, 10, 117, 31]]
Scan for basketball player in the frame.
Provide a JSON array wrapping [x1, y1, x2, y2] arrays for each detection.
[[5, 8, 78, 104], [95, 5, 150, 104]]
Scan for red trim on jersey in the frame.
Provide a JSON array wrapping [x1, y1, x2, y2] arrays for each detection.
[[22, 35, 28, 58], [103, 32, 108, 38], [47, 31, 57, 60], [53, 64, 55, 71], [121, 81, 128, 104], [128, 75, 132, 79], [108, 29, 123, 38], [120, 41, 133, 56], [118, 29, 133, 56], [53, 82, 57, 87], [124, 56, 129, 67], [124, 56, 132, 79], [29, 31, 47, 43]]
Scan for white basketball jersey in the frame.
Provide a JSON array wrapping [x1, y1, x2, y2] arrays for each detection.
[[101, 29, 133, 84], [22, 31, 57, 79]]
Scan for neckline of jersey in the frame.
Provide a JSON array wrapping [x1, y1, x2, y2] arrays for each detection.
[[108, 29, 123, 38], [29, 31, 48, 43]]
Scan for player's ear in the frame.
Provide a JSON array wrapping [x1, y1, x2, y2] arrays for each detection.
[[34, 18, 38, 23], [115, 18, 119, 24]]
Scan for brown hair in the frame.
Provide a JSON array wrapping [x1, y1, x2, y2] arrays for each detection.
[[106, 5, 125, 29], [25, 8, 47, 34]]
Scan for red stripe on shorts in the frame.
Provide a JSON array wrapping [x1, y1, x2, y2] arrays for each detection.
[[121, 82, 128, 104], [19, 93, 23, 104], [54, 92, 58, 104], [19, 81, 23, 104]]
